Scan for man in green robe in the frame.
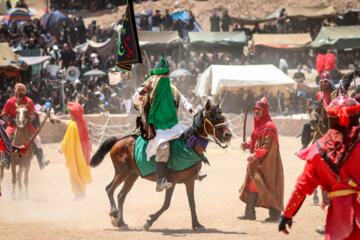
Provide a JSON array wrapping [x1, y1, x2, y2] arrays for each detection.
[[133, 57, 194, 192]]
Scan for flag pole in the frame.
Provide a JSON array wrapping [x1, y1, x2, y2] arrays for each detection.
[[141, 63, 146, 81]]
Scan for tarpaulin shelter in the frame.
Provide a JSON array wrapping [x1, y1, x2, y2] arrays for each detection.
[[40, 10, 74, 35], [2, 8, 30, 26], [252, 33, 312, 49], [232, 5, 336, 26], [312, 25, 360, 50], [77, 33, 118, 65], [18, 48, 47, 76], [265, 5, 336, 20], [195, 64, 295, 96], [171, 9, 202, 32], [0, 42, 28, 77], [138, 31, 185, 57], [187, 32, 247, 52]]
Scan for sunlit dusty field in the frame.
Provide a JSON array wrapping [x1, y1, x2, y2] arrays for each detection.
[[0, 136, 324, 240]]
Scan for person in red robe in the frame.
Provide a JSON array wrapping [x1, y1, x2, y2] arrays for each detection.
[[239, 94, 284, 222], [1, 83, 49, 169], [279, 94, 360, 240]]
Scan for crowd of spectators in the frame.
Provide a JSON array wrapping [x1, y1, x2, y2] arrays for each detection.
[[1, 1, 360, 117]]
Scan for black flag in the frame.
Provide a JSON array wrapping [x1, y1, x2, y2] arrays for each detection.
[[116, 0, 142, 72]]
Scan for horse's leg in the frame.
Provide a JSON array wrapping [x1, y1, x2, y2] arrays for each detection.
[[106, 174, 125, 219], [143, 184, 176, 231], [114, 171, 139, 230], [313, 187, 319, 205], [185, 179, 206, 232], [24, 160, 30, 198], [17, 165, 24, 197], [11, 163, 16, 197]]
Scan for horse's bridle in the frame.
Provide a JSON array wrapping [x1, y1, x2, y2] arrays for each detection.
[[197, 110, 229, 149]]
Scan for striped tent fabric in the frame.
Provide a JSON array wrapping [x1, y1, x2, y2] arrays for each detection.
[[3, 8, 30, 25], [19, 48, 45, 76]]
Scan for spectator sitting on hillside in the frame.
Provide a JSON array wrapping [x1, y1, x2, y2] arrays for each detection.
[[293, 65, 305, 83]]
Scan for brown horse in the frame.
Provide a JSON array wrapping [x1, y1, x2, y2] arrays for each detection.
[[308, 99, 328, 143], [90, 100, 232, 232], [0, 103, 35, 198], [308, 99, 328, 205]]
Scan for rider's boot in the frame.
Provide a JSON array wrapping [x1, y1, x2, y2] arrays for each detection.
[[237, 191, 257, 220], [155, 162, 172, 192], [1, 153, 11, 169], [195, 171, 207, 181], [34, 147, 50, 169]]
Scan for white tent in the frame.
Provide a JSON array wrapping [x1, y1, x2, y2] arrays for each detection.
[[195, 64, 296, 96]]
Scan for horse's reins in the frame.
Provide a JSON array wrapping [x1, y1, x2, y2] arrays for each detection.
[[311, 106, 327, 143], [197, 110, 229, 149]]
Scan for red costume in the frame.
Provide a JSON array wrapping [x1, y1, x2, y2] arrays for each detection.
[[279, 95, 360, 240], [2, 96, 37, 135]]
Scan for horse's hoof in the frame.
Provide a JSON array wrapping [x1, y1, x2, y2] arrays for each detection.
[[193, 226, 207, 233], [143, 220, 151, 231], [118, 224, 129, 231], [109, 210, 118, 218], [111, 217, 118, 227]]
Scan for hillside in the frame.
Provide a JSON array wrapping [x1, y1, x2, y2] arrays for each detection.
[[29, 0, 360, 31]]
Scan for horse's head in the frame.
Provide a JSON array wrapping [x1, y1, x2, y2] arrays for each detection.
[[308, 99, 325, 131], [194, 100, 232, 147], [15, 102, 30, 129]]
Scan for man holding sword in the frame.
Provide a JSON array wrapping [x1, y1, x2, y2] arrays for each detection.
[[238, 93, 284, 222]]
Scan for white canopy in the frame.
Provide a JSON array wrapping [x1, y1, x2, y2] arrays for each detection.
[[195, 64, 296, 96]]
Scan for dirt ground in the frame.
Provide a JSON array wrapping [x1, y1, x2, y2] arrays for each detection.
[[0, 136, 325, 240]]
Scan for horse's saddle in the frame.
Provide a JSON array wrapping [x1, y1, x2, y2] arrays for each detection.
[[134, 134, 206, 178]]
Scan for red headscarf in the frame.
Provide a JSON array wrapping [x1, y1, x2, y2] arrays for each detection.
[[68, 102, 91, 166], [251, 98, 279, 152]]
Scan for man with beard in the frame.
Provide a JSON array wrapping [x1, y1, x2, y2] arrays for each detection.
[[279, 94, 360, 239], [1, 83, 49, 169], [238, 94, 284, 222]]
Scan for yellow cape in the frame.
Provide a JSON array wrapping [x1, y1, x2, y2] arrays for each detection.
[[61, 120, 92, 194]]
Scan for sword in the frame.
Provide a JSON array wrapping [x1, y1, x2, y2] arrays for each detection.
[[243, 103, 251, 145], [27, 100, 53, 147]]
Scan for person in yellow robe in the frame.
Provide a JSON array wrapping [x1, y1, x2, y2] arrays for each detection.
[[50, 102, 92, 200]]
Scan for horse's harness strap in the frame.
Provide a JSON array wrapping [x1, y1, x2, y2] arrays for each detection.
[[203, 118, 226, 137]]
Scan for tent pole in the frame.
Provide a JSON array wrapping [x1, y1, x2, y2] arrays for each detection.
[[277, 91, 283, 116]]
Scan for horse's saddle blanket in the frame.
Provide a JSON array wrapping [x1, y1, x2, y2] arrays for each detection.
[[134, 135, 203, 178]]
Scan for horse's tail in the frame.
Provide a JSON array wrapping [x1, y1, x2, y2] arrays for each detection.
[[90, 137, 118, 167]]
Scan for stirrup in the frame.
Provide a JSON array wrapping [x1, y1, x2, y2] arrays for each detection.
[[195, 172, 207, 181], [156, 178, 173, 192], [39, 159, 50, 169]]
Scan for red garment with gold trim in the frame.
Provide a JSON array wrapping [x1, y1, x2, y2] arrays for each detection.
[[293, 127, 360, 240], [1, 96, 36, 135]]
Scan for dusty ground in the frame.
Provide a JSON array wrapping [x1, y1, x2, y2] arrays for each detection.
[[0, 136, 324, 240]]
